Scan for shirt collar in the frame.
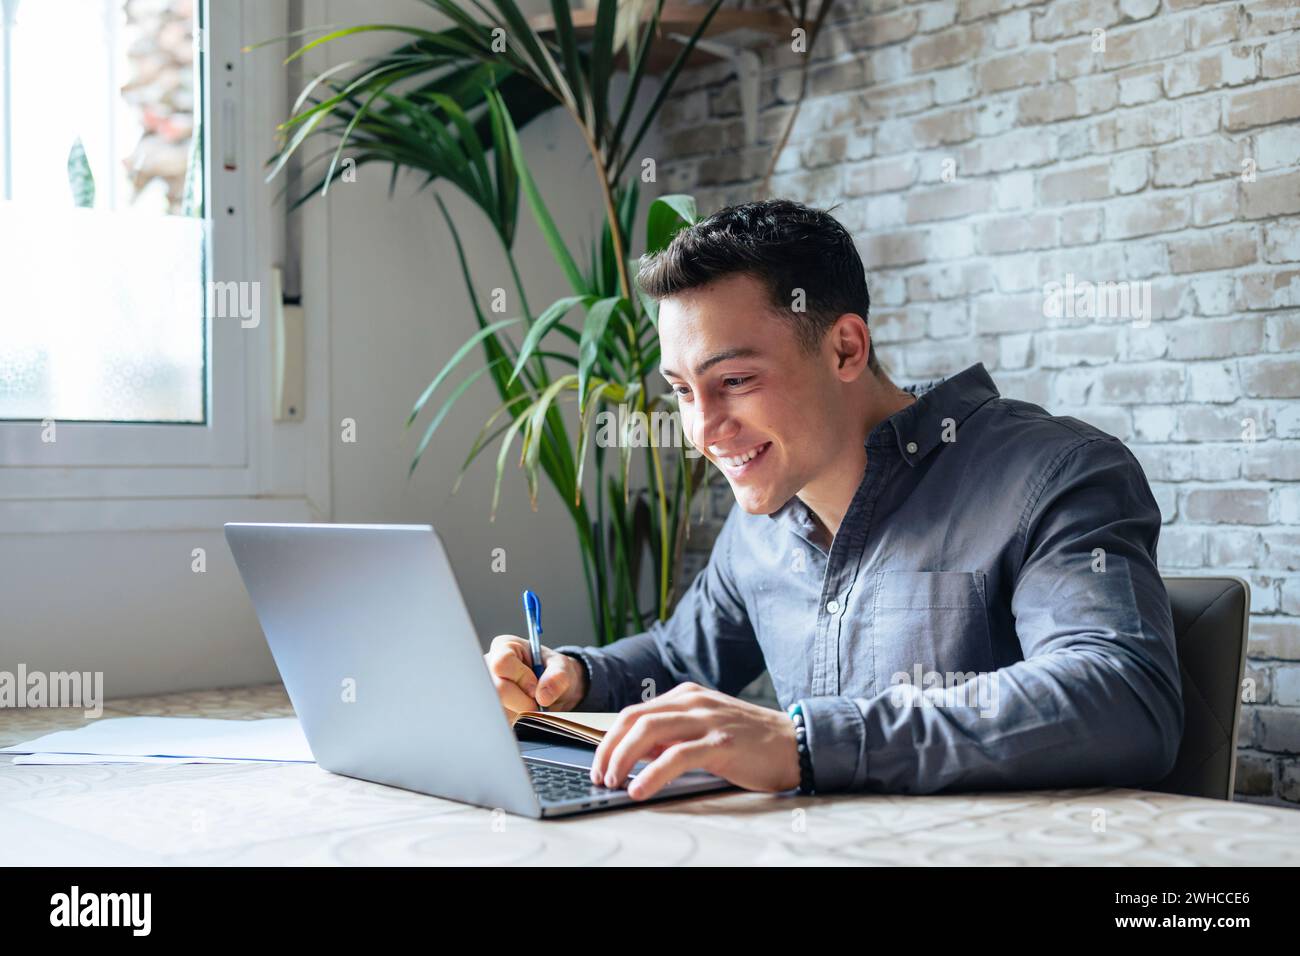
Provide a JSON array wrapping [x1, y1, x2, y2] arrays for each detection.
[[766, 362, 1000, 533], [868, 361, 1000, 467]]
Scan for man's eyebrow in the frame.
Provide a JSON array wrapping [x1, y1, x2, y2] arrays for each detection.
[[660, 347, 761, 379]]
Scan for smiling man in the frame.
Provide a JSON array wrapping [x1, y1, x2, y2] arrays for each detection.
[[485, 198, 1184, 801]]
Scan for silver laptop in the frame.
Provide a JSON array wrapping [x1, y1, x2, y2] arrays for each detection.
[[224, 522, 730, 818]]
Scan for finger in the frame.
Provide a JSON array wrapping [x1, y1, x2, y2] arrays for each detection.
[[492, 675, 538, 715], [603, 712, 703, 790], [534, 654, 571, 708], [486, 643, 539, 696], [590, 697, 692, 784], [626, 739, 714, 801]]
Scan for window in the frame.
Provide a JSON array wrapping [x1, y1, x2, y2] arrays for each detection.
[[0, 0, 322, 528], [0, 0, 207, 424]]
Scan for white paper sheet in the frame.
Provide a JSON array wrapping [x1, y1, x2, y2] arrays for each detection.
[[2, 716, 315, 763], [11, 752, 252, 765]]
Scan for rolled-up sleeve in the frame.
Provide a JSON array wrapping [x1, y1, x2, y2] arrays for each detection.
[[800, 436, 1185, 794], [554, 507, 767, 712]]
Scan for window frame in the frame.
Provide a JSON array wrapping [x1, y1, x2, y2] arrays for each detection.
[[0, 0, 326, 528]]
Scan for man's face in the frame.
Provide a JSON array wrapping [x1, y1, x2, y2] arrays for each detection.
[[657, 273, 848, 515]]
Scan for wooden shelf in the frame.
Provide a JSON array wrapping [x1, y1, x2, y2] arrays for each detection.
[[526, 5, 789, 74]]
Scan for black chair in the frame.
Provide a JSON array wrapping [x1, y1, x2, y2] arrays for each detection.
[[1150, 576, 1250, 801]]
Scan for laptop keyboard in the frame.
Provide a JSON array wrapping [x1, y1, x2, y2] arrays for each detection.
[[526, 760, 621, 803]]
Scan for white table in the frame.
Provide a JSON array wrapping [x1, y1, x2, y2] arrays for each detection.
[[3, 684, 1298, 866]]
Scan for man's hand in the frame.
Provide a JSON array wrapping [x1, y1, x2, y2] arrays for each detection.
[[484, 635, 588, 714], [589, 682, 801, 800]]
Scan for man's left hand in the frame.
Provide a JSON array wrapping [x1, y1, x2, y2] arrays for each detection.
[[589, 682, 801, 800]]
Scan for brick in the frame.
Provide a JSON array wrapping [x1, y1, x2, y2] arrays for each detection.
[[1209, 527, 1260, 565], [1152, 136, 1248, 188], [976, 49, 1051, 93], [1061, 207, 1103, 245], [1178, 404, 1271, 441], [912, 105, 977, 146], [904, 180, 992, 222], [1192, 181, 1240, 227], [1114, 102, 1180, 149], [1187, 5, 1240, 47], [1267, 312, 1300, 349], [1258, 707, 1300, 754], [809, 55, 872, 97], [926, 300, 971, 338], [1018, 75, 1117, 123], [1241, 357, 1300, 399], [843, 9, 920, 49], [1226, 79, 1300, 130], [975, 212, 1059, 253], [956, 128, 1057, 174], [1183, 488, 1272, 524], [1104, 194, 1191, 239], [1167, 228, 1258, 274], [1097, 365, 1184, 403], [859, 230, 929, 267], [1164, 45, 1258, 98], [1252, 618, 1300, 660], [1261, 35, 1300, 79], [1234, 752, 1276, 796], [1258, 127, 1300, 170], [1237, 269, 1300, 310], [1154, 524, 1205, 566], [1279, 666, 1300, 706], [1033, 0, 1121, 42], [1242, 170, 1300, 220], [1247, 447, 1300, 483], [1038, 160, 1109, 203], [1186, 361, 1240, 403], [1109, 152, 1149, 193], [1243, 0, 1300, 38], [1166, 315, 1264, 360], [843, 156, 918, 195], [1116, 64, 1164, 106], [1133, 405, 1177, 441], [1036, 328, 1119, 367], [973, 293, 1045, 333], [910, 25, 985, 72], [871, 308, 927, 344], [1103, 20, 1187, 70]]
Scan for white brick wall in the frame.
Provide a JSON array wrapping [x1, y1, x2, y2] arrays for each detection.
[[657, 0, 1300, 805]]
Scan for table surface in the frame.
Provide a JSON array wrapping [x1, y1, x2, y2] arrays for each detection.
[[2, 683, 1298, 866]]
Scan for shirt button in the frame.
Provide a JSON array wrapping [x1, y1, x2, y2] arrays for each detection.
[[906, 441, 918, 454], [826, 599, 840, 614]]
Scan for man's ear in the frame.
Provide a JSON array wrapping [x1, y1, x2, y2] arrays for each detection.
[[829, 313, 871, 382]]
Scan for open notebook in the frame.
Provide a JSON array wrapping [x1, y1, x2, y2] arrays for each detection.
[[510, 711, 618, 746]]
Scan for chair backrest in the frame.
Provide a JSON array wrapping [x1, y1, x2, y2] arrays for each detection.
[[1150, 576, 1250, 801]]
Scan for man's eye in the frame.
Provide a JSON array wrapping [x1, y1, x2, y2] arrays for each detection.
[[672, 385, 692, 399], [723, 376, 750, 389]]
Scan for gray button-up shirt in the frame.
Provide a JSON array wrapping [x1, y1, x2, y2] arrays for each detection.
[[555, 362, 1184, 794]]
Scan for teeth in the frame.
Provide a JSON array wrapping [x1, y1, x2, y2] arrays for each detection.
[[718, 443, 766, 468]]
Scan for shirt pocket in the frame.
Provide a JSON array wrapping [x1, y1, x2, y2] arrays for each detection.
[[871, 570, 994, 692]]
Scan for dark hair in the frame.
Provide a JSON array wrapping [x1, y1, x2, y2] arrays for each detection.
[[636, 198, 878, 372]]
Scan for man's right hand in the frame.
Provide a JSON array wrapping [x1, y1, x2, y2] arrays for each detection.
[[485, 635, 588, 714]]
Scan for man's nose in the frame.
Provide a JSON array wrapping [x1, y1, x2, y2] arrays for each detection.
[[691, 395, 738, 451]]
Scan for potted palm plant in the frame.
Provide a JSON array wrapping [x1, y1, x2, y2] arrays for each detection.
[[264, 0, 828, 645]]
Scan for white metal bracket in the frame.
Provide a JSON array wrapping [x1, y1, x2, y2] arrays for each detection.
[[665, 33, 762, 146]]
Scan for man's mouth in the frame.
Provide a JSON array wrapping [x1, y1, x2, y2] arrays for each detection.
[[711, 441, 772, 477]]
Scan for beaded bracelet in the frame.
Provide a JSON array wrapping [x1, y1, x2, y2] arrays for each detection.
[[786, 702, 816, 795]]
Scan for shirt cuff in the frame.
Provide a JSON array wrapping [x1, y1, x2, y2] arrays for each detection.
[[552, 644, 615, 712], [798, 695, 869, 792]]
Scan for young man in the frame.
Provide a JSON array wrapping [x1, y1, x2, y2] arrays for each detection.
[[485, 199, 1184, 801]]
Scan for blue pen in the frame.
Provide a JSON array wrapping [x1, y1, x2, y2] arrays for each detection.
[[522, 589, 545, 712]]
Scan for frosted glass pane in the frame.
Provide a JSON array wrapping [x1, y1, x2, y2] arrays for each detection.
[[0, 0, 205, 423], [0, 203, 206, 422]]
